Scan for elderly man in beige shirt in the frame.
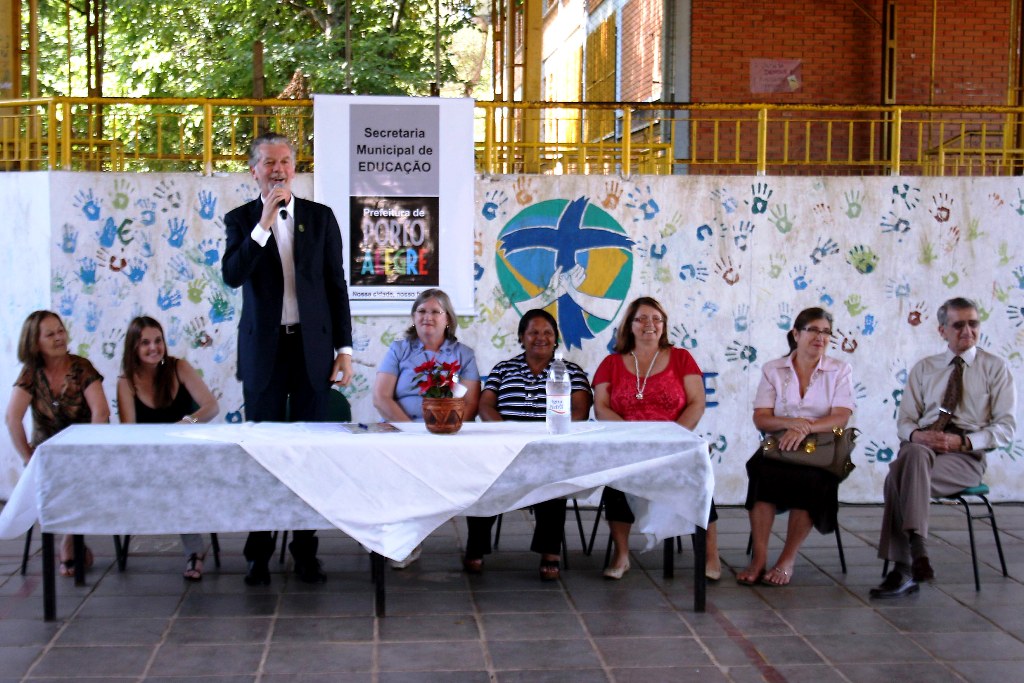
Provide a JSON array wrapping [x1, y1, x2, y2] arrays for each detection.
[[871, 297, 1017, 599]]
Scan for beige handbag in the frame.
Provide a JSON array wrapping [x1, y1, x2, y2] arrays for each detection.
[[760, 426, 859, 481]]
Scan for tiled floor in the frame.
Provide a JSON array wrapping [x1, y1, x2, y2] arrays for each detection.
[[1, 504, 1022, 682]]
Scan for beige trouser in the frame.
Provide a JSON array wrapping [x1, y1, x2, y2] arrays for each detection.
[[877, 441, 985, 565]]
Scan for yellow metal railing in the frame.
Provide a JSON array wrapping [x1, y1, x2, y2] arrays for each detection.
[[1, 97, 1023, 176], [0, 97, 313, 173]]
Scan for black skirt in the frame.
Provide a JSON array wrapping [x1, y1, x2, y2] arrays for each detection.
[[744, 451, 839, 534]]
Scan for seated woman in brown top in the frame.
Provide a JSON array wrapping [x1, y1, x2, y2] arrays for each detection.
[[5, 310, 110, 576]]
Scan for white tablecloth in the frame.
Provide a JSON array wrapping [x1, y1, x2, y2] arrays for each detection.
[[0, 421, 713, 561]]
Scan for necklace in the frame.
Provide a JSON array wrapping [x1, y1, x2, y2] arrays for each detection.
[[630, 350, 660, 400], [50, 377, 69, 410]]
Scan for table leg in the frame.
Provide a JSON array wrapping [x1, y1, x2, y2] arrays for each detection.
[[73, 534, 86, 586], [371, 552, 386, 617], [662, 538, 674, 578], [692, 527, 706, 613], [42, 532, 56, 621]]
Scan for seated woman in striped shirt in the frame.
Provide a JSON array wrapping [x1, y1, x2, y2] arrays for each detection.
[[469, 309, 593, 581]]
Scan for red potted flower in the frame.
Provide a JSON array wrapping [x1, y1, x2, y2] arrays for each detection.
[[413, 359, 466, 433]]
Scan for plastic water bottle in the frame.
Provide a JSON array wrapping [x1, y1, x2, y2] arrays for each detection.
[[546, 351, 571, 434]]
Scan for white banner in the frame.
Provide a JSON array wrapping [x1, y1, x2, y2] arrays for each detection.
[[313, 95, 476, 315]]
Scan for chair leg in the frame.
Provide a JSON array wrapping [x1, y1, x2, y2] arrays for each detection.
[[956, 495, 982, 591], [279, 530, 288, 564], [493, 513, 503, 550], [210, 533, 221, 568], [561, 525, 569, 571], [834, 525, 847, 574], [572, 499, 587, 552], [113, 535, 130, 571], [983, 499, 1007, 581], [586, 501, 604, 556], [21, 525, 33, 575], [980, 495, 1009, 577]]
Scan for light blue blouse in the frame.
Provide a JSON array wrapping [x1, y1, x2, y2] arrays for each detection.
[[378, 337, 480, 420]]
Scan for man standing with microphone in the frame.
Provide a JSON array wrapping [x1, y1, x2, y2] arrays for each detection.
[[223, 132, 354, 586]]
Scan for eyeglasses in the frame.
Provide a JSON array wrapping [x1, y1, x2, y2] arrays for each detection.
[[948, 320, 980, 330], [415, 308, 445, 317], [801, 326, 832, 337], [633, 316, 664, 325]]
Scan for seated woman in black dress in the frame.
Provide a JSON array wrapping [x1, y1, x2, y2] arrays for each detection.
[[471, 309, 593, 580], [117, 316, 219, 581], [737, 307, 855, 587]]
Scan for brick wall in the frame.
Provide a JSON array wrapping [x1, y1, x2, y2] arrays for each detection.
[[620, 0, 663, 102], [690, 0, 1012, 106], [894, 0, 1011, 105], [686, 0, 1015, 170], [691, 1, 885, 105]]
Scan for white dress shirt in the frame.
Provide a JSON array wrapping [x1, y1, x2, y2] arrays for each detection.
[[249, 195, 299, 326]]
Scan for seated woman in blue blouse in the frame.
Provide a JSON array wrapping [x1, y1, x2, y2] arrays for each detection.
[[472, 308, 593, 580], [373, 288, 481, 567]]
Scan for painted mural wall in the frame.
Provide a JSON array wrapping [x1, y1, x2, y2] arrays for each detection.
[[2, 171, 1023, 506], [0, 173, 53, 498]]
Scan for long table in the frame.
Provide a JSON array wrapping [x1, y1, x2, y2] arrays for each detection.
[[0, 421, 714, 620]]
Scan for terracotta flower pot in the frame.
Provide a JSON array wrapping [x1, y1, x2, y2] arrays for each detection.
[[422, 397, 465, 434]]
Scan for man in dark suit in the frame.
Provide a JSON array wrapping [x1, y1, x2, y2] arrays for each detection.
[[223, 132, 354, 585]]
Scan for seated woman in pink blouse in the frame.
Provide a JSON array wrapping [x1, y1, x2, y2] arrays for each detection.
[[737, 307, 855, 587], [593, 296, 718, 580]]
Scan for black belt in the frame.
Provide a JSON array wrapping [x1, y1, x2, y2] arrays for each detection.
[[281, 323, 301, 335]]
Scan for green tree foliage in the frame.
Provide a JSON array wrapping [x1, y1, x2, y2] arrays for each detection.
[[33, 0, 483, 98]]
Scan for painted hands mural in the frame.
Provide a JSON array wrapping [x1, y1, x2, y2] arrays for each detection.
[[42, 173, 1024, 503]]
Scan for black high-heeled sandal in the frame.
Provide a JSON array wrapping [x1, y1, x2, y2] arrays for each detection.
[[183, 553, 204, 582]]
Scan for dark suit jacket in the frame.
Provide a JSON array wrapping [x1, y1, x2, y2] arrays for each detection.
[[222, 196, 353, 396]]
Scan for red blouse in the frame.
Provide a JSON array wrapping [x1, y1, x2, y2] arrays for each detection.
[[593, 347, 702, 421]]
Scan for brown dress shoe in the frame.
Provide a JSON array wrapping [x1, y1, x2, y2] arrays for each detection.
[[912, 556, 935, 582]]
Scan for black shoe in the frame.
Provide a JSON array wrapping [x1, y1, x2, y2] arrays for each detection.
[[294, 558, 327, 584], [244, 560, 271, 586], [912, 556, 935, 582], [870, 570, 919, 599]]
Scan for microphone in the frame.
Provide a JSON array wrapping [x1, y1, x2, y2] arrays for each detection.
[[273, 182, 288, 220]]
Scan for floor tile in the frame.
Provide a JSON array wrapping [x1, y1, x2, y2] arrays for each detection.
[[164, 616, 273, 644], [262, 642, 374, 674], [378, 640, 486, 671], [30, 645, 154, 677], [488, 638, 602, 670], [147, 643, 264, 676]]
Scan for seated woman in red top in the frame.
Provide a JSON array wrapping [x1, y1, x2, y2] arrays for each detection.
[[592, 297, 718, 579]]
